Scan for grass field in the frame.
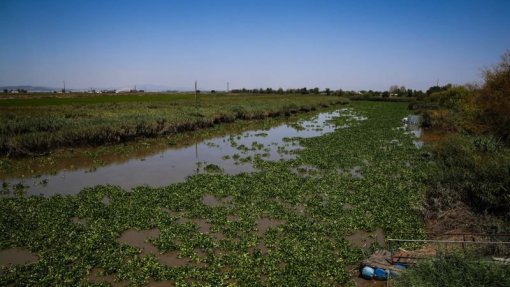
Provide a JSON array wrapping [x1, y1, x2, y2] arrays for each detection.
[[0, 101, 430, 286], [0, 93, 347, 156]]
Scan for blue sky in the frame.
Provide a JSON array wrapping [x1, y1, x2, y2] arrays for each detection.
[[1, 0, 509, 91]]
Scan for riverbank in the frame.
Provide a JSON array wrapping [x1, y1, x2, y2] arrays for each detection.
[[1, 107, 344, 196], [0, 105, 342, 180], [0, 93, 348, 157]]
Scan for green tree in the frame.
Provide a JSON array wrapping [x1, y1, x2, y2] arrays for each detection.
[[428, 86, 469, 110], [472, 50, 510, 143]]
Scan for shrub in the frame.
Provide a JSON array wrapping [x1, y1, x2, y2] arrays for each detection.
[[470, 51, 510, 143], [394, 252, 510, 287], [432, 134, 510, 214]]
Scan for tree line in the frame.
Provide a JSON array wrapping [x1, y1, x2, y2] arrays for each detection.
[[228, 86, 427, 97]]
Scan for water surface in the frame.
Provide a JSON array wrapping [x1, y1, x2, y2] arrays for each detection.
[[3, 110, 342, 196]]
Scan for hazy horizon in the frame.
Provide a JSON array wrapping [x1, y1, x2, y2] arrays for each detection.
[[1, 0, 509, 91]]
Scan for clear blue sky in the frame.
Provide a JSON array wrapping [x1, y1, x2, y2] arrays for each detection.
[[1, 0, 509, 91]]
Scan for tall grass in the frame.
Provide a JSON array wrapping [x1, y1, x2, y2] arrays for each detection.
[[394, 252, 510, 287], [0, 93, 348, 156], [426, 134, 510, 215]]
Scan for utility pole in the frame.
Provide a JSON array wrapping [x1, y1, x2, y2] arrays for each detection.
[[227, 81, 229, 93], [194, 80, 198, 109], [63, 80, 66, 93]]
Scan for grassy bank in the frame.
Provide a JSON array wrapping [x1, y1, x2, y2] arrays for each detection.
[[394, 252, 510, 287], [0, 102, 429, 286], [416, 53, 510, 234], [0, 93, 347, 156], [392, 53, 510, 286], [0, 108, 337, 179]]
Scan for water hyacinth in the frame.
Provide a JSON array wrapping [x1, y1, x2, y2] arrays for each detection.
[[0, 101, 429, 286]]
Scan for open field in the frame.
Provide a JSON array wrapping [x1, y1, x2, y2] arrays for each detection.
[[0, 93, 347, 156], [0, 102, 429, 286]]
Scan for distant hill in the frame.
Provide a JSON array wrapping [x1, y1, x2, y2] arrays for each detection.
[[0, 85, 57, 92], [1, 84, 190, 93]]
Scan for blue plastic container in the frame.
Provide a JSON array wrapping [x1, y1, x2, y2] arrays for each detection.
[[374, 268, 388, 280], [361, 266, 375, 279], [395, 263, 407, 270]]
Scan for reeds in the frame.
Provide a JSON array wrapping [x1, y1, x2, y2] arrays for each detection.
[[0, 94, 348, 156]]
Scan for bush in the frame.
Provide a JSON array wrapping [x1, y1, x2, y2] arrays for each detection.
[[470, 51, 510, 143], [432, 134, 510, 214], [427, 85, 470, 110], [394, 252, 510, 287]]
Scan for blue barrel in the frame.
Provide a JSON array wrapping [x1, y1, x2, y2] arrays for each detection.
[[395, 263, 407, 270], [374, 268, 388, 280], [361, 266, 375, 279]]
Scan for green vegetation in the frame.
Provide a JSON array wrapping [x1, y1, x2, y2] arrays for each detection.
[[429, 134, 510, 215], [0, 93, 347, 156], [0, 108, 328, 179], [419, 51, 510, 142], [0, 102, 429, 286], [417, 51, 510, 229], [387, 51, 510, 286], [394, 252, 510, 287]]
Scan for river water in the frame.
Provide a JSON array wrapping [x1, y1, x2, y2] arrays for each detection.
[[2, 110, 342, 196]]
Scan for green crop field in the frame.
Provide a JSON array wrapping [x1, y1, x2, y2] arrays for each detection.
[[0, 93, 347, 156], [0, 101, 431, 286]]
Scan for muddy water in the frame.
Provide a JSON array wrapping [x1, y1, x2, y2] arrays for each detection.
[[256, 218, 285, 235], [3, 110, 342, 196], [87, 268, 127, 286], [117, 228, 190, 267], [0, 248, 38, 267], [202, 194, 233, 208], [346, 228, 386, 249]]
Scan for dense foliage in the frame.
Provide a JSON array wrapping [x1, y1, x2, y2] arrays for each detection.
[[430, 134, 510, 215], [421, 51, 510, 141], [472, 51, 510, 143], [418, 51, 510, 218], [394, 252, 510, 287]]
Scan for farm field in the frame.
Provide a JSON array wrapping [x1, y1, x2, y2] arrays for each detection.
[[0, 93, 346, 157], [0, 101, 430, 286]]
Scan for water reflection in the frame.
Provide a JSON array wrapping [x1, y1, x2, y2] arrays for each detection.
[[4, 110, 341, 196]]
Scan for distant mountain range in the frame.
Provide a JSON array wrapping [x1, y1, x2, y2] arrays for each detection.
[[0, 85, 57, 92], [0, 85, 190, 92]]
